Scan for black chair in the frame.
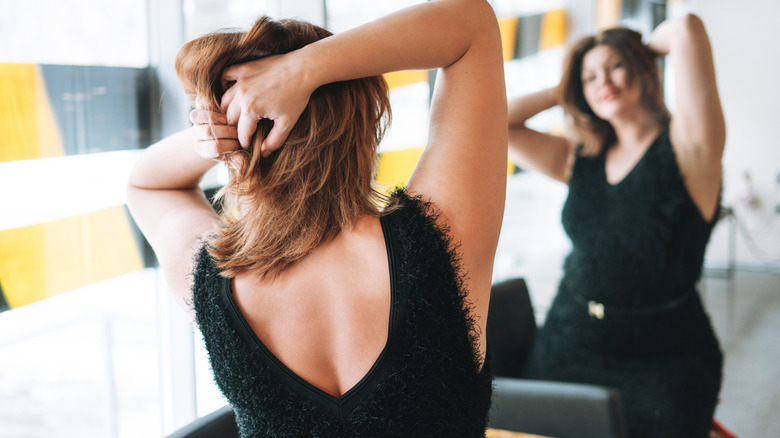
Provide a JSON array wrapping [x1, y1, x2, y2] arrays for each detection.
[[486, 277, 629, 438], [167, 405, 238, 438], [490, 377, 628, 438], [486, 277, 536, 377]]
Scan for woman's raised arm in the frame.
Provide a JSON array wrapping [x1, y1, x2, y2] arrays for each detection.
[[221, 0, 508, 287], [648, 13, 725, 220], [402, 0, 507, 327], [219, 0, 506, 348], [221, 0, 506, 153], [507, 87, 575, 183]]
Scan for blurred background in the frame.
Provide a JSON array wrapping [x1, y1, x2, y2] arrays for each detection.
[[1, 0, 778, 436]]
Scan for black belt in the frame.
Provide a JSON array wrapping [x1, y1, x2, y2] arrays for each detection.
[[572, 292, 694, 320]]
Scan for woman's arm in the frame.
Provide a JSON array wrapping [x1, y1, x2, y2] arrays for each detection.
[[220, 0, 507, 250], [507, 86, 575, 183], [219, 0, 506, 354], [648, 13, 725, 220], [126, 126, 226, 306], [402, 0, 506, 332], [221, 0, 505, 151], [223, 0, 506, 228]]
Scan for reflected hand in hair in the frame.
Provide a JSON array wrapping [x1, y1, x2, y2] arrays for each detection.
[[189, 98, 239, 161], [220, 52, 315, 157]]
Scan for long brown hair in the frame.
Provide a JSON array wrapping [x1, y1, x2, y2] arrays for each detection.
[[175, 17, 392, 279], [560, 27, 669, 155]]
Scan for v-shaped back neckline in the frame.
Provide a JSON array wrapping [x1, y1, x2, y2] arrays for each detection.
[[218, 215, 399, 419], [602, 125, 668, 188]]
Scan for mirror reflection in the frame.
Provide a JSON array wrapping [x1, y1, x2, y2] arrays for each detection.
[[0, 1, 777, 437]]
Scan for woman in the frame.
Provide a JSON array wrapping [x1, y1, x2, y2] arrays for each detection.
[[127, 0, 507, 436], [507, 15, 725, 438]]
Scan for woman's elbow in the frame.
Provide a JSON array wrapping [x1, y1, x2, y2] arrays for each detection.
[[679, 13, 708, 40]]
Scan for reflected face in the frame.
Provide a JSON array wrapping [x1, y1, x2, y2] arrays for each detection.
[[580, 44, 641, 121]]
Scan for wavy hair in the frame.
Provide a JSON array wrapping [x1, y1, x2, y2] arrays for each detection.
[[175, 16, 391, 279], [560, 27, 670, 156]]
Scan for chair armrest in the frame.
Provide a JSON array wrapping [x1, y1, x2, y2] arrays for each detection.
[[489, 377, 628, 438], [167, 405, 239, 438]]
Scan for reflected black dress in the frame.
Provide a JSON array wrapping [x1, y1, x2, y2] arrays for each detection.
[[523, 127, 723, 438], [191, 190, 492, 438]]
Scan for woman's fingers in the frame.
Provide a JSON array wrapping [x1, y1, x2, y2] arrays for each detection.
[[194, 123, 238, 142], [190, 108, 228, 125], [189, 106, 240, 160], [236, 111, 260, 149], [261, 118, 293, 157], [221, 82, 261, 147], [218, 54, 311, 151], [220, 63, 250, 123], [193, 138, 241, 160], [194, 139, 220, 160], [221, 86, 239, 123], [221, 62, 245, 89]]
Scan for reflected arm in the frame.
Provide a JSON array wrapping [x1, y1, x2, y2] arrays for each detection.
[[507, 87, 575, 183], [648, 13, 725, 221], [648, 13, 725, 156]]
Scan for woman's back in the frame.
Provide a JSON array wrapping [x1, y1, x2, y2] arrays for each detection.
[[193, 191, 492, 437], [231, 214, 391, 398]]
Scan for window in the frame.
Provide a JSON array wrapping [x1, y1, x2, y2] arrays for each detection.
[[0, 1, 165, 437], [2, 1, 662, 435]]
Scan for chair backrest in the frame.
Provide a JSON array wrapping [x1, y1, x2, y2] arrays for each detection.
[[486, 279, 629, 438], [490, 377, 629, 438], [486, 277, 536, 377], [167, 405, 239, 438]]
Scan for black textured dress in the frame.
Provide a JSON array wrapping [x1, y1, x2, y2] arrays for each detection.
[[192, 190, 492, 438], [523, 126, 723, 438]]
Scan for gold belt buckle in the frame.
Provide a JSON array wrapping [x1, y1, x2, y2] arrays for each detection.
[[588, 300, 605, 319]]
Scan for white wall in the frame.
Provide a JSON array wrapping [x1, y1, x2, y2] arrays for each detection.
[[689, 0, 780, 268]]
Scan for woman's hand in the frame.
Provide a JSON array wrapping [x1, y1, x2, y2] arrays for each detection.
[[220, 52, 315, 157], [190, 103, 240, 160]]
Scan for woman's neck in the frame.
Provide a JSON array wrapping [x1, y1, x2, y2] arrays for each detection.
[[609, 109, 664, 150]]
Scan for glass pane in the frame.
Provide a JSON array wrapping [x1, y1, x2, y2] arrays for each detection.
[[0, 1, 163, 436], [2, 65, 153, 161], [184, 0, 272, 40], [326, 0, 422, 32], [491, 1, 571, 320], [0, 270, 161, 438], [0, 0, 148, 67]]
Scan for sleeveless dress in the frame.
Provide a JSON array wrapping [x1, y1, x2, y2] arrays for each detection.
[[523, 126, 723, 438], [191, 190, 492, 438]]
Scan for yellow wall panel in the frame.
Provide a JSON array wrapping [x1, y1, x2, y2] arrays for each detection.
[[0, 207, 144, 308], [539, 9, 568, 50], [383, 70, 428, 89], [0, 223, 47, 307], [498, 17, 519, 62], [0, 63, 64, 162], [375, 146, 518, 193], [375, 147, 425, 191]]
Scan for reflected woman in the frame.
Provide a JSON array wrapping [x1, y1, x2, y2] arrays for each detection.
[[507, 14, 725, 438], [127, 0, 507, 436]]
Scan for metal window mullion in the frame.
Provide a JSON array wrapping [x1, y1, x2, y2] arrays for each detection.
[[146, 0, 198, 435]]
